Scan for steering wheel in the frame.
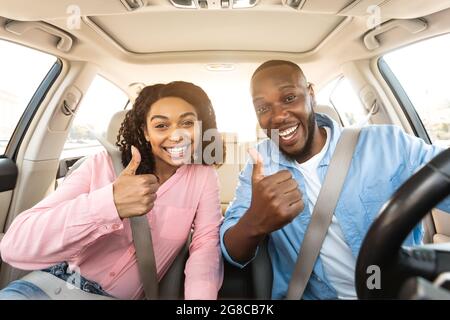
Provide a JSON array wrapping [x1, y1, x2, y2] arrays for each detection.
[[355, 148, 450, 299]]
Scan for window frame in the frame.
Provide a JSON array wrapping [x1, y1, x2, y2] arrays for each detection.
[[3, 58, 63, 161], [378, 56, 431, 144]]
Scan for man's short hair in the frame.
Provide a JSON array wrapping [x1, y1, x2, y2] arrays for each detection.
[[251, 60, 305, 81], [252, 60, 303, 79]]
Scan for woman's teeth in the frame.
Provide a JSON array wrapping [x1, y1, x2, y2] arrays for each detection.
[[279, 124, 299, 140], [166, 146, 188, 158]]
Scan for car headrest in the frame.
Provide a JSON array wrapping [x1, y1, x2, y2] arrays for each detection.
[[314, 104, 343, 126], [106, 110, 128, 145]]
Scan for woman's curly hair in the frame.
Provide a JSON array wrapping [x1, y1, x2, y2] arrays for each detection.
[[116, 81, 224, 174]]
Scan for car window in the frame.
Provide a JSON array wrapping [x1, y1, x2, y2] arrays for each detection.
[[383, 34, 450, 148], [316, 76, 367, 126], [61, 75, 129, 159], [0, 40, 56, 154]]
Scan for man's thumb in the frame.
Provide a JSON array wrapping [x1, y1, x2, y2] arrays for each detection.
[[248, 148, 264, 183], [123, 145, 141, 176]]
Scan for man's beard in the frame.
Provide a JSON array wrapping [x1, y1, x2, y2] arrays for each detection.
[[279, 111, 317, 162]]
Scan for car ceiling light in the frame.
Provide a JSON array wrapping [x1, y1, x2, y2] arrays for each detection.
[[169, 0, 259, 9], [232, 0, 258, 9], [206, 63, 235, 71]]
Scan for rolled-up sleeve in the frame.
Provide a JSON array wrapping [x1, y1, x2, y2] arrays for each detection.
[[0, 152, 124, 270], [184, 167, 224, 300]]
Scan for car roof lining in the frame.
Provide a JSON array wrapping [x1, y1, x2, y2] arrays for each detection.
[[1, 0, 450, 94]]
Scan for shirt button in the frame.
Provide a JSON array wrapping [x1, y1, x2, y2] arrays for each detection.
[[112, 224, 120, 230], [109, 272, 116, 277]]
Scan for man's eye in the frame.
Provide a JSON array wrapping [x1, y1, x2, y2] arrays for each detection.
[[256, 105, 270, 115], [284, 95, 297, 103]]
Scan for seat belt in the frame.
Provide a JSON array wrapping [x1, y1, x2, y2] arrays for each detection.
[[286, 127, 361, 300], [97, 136, 159, 300], [130, 216, 158, 299]]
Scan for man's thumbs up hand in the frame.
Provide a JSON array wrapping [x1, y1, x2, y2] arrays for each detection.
[[245, 148, 304, 236], [248, 148, 264, 184]]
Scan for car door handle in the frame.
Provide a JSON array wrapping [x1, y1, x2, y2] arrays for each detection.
[[5, 20, 73, 53], [364, 18, 427, 51]]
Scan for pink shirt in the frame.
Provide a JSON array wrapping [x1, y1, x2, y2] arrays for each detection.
[[0, 151, 224, 299]]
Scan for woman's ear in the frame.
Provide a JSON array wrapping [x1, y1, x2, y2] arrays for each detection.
[[142, 125, 150, 142]]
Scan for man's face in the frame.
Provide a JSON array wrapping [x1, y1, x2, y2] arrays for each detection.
[[251, 65, 316, 159]]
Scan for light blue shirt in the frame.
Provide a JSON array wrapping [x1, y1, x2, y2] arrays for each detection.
[[220, 113, 450, 300]]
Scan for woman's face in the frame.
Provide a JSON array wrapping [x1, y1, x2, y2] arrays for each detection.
[[144, 97, 199, 168]]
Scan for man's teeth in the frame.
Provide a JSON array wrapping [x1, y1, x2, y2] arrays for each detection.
[[279, 125, 299, 140]]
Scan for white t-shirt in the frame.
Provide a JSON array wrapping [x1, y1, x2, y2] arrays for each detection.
[[295, 127, 357, 299]]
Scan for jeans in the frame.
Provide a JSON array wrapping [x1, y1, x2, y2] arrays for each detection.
[[41, 262, 113, 297], [0, 262, 113, 300], [0, 280, 50, 300]]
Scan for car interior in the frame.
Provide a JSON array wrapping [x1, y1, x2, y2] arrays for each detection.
[[0, 0, 450, 299]]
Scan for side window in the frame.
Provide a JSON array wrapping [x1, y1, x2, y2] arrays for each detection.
[[316, 76, 367, 126], [382, 34, 450, 148], [0, 40, 56, 154], [61, 75, 129, 159]]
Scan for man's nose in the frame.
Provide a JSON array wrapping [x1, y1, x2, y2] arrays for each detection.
[[271, 105, 289, 125]]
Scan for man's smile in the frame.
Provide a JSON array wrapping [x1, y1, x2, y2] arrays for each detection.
[[279, 124, 300, 140], [274, 123, 301, 147]]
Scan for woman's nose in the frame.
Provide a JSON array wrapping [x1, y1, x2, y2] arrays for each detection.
[[168, 130, 185, 143], [169, 134, 182, 143]]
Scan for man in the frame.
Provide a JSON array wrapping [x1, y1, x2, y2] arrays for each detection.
[[220, 60, 450, 300]]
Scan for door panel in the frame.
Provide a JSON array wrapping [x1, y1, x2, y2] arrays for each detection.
[[0, 191, 13, 236]]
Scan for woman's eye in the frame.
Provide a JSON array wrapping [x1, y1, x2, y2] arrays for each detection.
[[284, 95, 297, 103], [155, 123, 168, 129], [181, 120, 195, 127]]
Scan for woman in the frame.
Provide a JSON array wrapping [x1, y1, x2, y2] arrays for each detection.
[[0, 81, 224, 299]]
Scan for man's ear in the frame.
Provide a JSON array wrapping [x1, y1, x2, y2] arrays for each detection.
[[307, 82, 317, 107]]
